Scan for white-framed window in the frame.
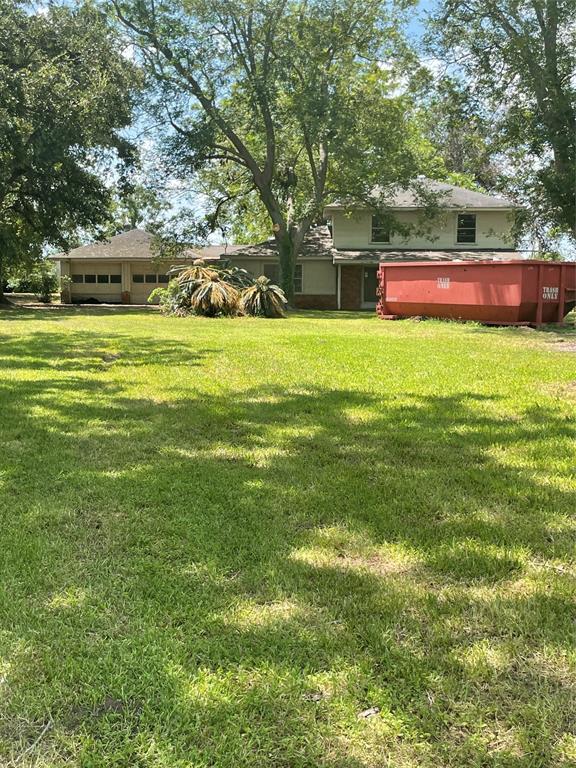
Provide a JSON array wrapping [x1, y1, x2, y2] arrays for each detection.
[[293, 264, 303, 294], [371, 215, 390, 243], [71, 274, 83, 283], [457, 213, 476, 243], [263, 263, 303, 293]]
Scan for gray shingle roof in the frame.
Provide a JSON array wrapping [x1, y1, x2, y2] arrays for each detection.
[[333, 249, 529, 265], [49, 229, 156, 260], [200, 225, 335, 261], [325, 179, 516, 210], [50, 229, 212, 261], [50, 223, 528, 268]]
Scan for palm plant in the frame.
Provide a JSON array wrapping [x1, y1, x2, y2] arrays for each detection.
[[174, 259, 218, 284], [169, 259, 217, 301], [190, 273, 240, 316], [240, 276, 287, 318]]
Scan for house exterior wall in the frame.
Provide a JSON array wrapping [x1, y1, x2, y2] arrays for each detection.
[[331, 209, 515, 250], [65, 259, 172, 304], [68, 260, 123, 303], [128, 260, 170, 304], [65, 257, 338, 306], [229, 258, 336, 297]]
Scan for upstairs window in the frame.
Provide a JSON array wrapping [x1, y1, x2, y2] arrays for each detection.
[[457, 213, 476, 243], [371, 215, 390, 243]]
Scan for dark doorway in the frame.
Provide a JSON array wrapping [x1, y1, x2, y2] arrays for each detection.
[[362, 267, 378, 305]]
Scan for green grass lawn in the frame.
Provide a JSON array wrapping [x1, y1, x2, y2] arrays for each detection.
[[1, 308, 575, 767]]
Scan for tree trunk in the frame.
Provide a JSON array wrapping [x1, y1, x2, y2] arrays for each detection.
[[0, 255, 6, 304], [277, 231, 296, 307]]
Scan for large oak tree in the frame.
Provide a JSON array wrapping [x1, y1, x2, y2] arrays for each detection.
[[112, 0, 428, 302]]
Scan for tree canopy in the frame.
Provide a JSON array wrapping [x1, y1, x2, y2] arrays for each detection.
[[429, 0, 576, 244], [112, 0, 436, 301], [0, 0, 138, 291]]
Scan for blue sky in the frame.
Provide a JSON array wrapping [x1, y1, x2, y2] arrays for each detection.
[[406, 0, 437, 44]]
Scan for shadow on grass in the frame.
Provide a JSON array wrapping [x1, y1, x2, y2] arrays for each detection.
[[0, 329, 219, 371], [0, 329, 575, 766], [0, 305, 158, 322]]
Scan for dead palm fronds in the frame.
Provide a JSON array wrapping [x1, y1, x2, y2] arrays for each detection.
[[190, 273, 240, 316], [240, 276, 287, 318]]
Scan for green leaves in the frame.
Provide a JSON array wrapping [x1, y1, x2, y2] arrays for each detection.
[[429, 0, 576, 242], [0, 1, 139, 281]]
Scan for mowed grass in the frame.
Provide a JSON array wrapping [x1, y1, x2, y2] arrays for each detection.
[[1, 308, 575, 768]]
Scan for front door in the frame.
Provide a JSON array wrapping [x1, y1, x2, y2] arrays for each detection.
[[362, 267, 378, 308]]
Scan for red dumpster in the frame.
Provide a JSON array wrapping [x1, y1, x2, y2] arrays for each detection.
[[377, 260, 576, 326]]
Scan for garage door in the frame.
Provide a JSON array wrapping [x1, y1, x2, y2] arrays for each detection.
[[70, 264, 123, 303], [131, 269, 169, 304]]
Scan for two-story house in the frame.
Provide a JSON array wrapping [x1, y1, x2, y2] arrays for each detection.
[[53, 180, 527, 309]]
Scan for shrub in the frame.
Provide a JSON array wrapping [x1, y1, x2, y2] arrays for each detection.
[[7, 263, 58, 302], [175, 259, 219, 286], [172, 260, 254, 291], [148, 279, 192, 315], [241, 276, 287, 317]]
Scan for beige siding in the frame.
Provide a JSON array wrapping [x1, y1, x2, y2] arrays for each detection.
[[229, 258, 336, 295], [332, 209, 515, 250], [67, 255, 338, 303], [299, 260, 336, 295]]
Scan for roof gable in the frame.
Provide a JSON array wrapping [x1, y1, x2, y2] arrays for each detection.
[[50, 229, 156, 260]]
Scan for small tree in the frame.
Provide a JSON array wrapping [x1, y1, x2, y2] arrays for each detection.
[[6, 262, 58, 303]]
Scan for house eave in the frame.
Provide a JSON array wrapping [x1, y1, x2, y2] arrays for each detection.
[[324, 204, 520, 214]]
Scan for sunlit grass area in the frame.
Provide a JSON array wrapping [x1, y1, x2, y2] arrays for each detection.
[[1, 308, 575, 767]]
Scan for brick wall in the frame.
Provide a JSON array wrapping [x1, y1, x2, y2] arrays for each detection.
[[295, 294, 338, 310]]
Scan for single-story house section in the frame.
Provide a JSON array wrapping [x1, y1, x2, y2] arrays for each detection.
[[50, 229, 192, 305], [50, 180, 531, 310]]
